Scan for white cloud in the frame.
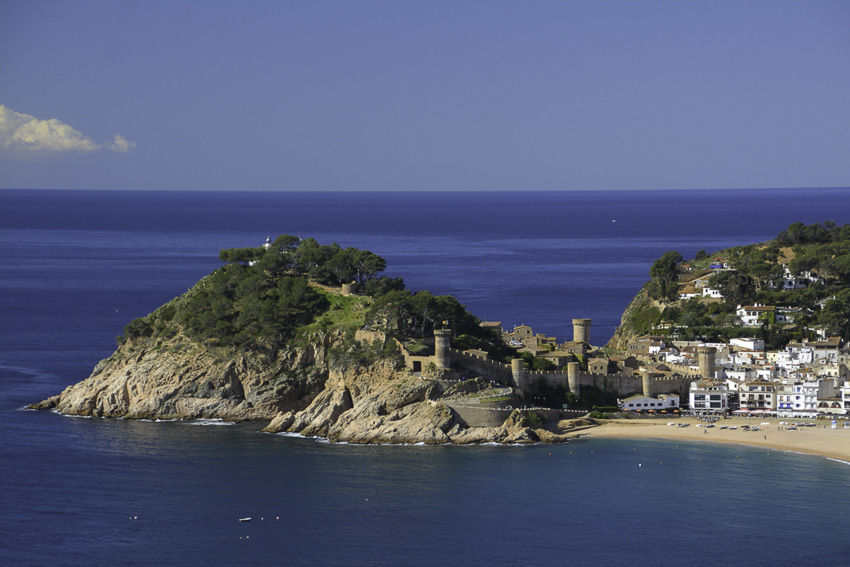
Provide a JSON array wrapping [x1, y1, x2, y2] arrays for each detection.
[[0, 104, 134, 154], [106, 134, 136, 153]]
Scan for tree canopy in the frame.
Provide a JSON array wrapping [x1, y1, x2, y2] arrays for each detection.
[[646, 251, 683, 301]]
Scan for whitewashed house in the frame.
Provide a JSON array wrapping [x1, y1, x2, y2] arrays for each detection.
[[736, 305, 776, 327], [702, 287, 724, 299]]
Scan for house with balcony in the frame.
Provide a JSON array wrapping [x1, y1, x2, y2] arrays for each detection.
[[739, 381, 777, 411]]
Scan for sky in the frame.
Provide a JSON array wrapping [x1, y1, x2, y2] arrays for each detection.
[[1, 0, 849, 192]]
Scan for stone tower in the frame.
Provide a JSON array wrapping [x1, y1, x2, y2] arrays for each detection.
[[642, 371, 653, 398], [511, 358, 526, 391], [567, 362, 580, 399], [434, 329, 452, 370], [697, 346, 716, 380], [573, 318, 591, 344]]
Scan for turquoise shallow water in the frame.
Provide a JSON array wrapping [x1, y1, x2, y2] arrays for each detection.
[[2, 188, 849, 566]]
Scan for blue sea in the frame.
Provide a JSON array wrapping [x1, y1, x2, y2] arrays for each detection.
[[2, 187, 850, 566]]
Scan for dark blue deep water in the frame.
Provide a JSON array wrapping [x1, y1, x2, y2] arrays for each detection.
[[2, 188, 850, 566]]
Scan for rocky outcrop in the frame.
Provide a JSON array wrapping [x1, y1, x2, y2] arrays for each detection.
[[32, 329, 578, 445], [606, 288, 670, 351], [30, 330, 344, 421]]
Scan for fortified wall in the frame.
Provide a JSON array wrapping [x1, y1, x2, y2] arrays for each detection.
[[356, 321, 698, 401], [512, 362, 695, 400]]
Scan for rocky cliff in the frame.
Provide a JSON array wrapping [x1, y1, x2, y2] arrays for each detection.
[[607, 289, 652, 350], [31, 326, 576, 444], [31, 328, 342, 421]]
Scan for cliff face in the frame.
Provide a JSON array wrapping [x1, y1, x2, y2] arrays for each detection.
[[607, 289, 649, 350], [32, 329, 343, 421]]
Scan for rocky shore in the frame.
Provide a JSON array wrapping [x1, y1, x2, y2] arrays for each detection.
[[30, 329, 590, 445]]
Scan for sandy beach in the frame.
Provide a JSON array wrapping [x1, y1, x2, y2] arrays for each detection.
[[575, 417, 850, 462]]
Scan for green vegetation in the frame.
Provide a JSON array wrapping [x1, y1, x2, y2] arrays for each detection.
[[621, 221, 850, 345], [118, 234, 508, 366], [647, 251, 684, 301], [121, 235, 395, 352]]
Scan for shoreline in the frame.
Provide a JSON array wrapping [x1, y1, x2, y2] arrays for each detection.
[[573, 416, 850, 462]]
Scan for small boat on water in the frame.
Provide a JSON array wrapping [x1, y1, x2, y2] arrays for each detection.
[[239, 517, 252, 522]]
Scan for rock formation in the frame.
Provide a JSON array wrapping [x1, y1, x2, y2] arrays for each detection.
[[31, 327, 575, 445]]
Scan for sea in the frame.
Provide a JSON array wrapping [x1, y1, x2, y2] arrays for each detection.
[[1, 187, 849, 566]]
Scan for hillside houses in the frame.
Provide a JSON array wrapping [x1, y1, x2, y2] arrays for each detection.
[[769, 265, 822, 291], [678, 270, 727, 301]]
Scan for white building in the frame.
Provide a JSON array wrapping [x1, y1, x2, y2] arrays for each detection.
[[690, 380, 729, 412], [795, 380, 837, 412], [730, 338, 765, 351], [736, 305, 776, 327], [702, 287, 724, 299], [619, 394, 680, 412]]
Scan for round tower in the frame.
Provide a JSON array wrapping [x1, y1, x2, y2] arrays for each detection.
[[697, 346, 716, 380], [642, 372, 653, 398], [572, 318, 591, 344], [434, 329, 452, 370], [567, 362, 580, 399], [511, 358, 526, 391]]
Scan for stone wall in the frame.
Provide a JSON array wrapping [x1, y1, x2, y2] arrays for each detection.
[[358, 329, 693, 401], [448, 348, 514, 383]]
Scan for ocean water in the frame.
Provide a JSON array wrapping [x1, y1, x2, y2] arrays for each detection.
[[1, 188, 849, 566]]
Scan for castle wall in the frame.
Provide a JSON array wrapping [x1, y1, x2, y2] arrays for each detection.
[[368, 329, 694, 403], [514, 367, 696, 400], [450, 349, 514, 383]]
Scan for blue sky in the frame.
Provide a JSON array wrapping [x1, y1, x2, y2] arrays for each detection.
[[1, 0, 849, 191]]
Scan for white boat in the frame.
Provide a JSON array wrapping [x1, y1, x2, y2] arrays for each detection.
[[239, 517, 252, 522]]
